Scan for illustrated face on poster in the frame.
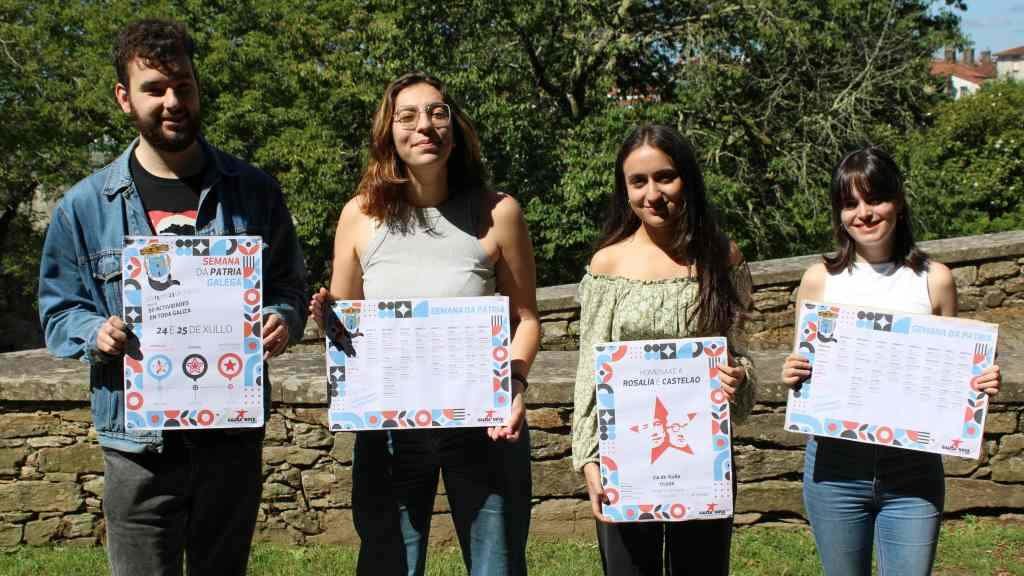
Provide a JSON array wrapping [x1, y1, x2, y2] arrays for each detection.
[[596, 337, 733, 522], [630, 397, 698, 462], [142, 246, 180, 291], [616, 382, 712, 494]]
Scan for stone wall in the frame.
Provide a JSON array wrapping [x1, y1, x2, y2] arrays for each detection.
[[1, 352, 1021, 548], [0, 408, 101, 547], [1, 231, 1023, 547]]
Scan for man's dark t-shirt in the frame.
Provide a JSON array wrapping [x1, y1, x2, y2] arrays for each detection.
[[130, 151, 204, 235]]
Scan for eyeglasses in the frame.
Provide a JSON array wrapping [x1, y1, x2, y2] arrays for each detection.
[[393, 102, 451, 130]]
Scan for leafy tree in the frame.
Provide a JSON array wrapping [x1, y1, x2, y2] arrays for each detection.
[[662, 0, 964, 260], [188, 0, 386, 281], [3, 0, 1020, 354], [1, 0, 390, 298], [895, 80, 1024, 239], [374, 0, 964, 279], [0, 0, 130, 350]]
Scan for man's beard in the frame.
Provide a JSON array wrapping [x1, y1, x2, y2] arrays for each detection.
[[130, 107, 200, 153]]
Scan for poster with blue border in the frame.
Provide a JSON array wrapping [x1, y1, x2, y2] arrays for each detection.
[[326, 296, 511, 431], [596, 337, 733, 523], [785, 301, 998, 459], [122, 236, 264, 430]]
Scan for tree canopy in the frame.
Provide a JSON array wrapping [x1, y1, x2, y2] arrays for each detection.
[[2, 0, 1018, 350]]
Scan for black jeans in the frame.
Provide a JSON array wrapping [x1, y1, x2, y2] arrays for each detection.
[[596, 517, 733, 576], [101, 430, 263, 576], [352, 428, 532, 576]]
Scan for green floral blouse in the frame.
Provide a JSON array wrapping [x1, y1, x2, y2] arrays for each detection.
[[570, 266, 757, 472]]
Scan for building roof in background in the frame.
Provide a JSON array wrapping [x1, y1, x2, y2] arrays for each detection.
[[994, 46, 1024, 58], [930, 60, 997, 84]]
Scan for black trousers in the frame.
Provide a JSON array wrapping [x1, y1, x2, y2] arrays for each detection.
[[596, 517, 733, 576], [597, 444, 738, 576]]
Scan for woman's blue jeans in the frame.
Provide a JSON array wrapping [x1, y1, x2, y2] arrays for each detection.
[[803, 436, 944, 576], [352, 427, 532, 576]]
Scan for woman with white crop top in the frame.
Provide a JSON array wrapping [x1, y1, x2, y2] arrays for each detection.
[[781, 147, 1001, 576]]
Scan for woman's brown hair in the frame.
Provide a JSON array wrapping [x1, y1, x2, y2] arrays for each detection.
[[358, 72, 488, 224], [823, 146, 928, 273], [597, 124, 742, 337]]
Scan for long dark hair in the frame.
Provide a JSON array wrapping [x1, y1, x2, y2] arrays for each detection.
[[597, 124, 741, 337], [823, 146, 927, 273], [358, 72, 488, 224]]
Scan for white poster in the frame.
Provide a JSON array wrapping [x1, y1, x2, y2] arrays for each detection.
[[326, 296, 512, 431], [596, 337, 733, 522], [785, 301, 998, 459], [121, 236, 264, 430]]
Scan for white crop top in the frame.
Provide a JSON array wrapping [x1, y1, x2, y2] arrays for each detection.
[[823, 261, 932, 315]]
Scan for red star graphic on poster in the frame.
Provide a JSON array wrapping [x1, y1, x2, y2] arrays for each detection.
[[630, 397, 697, 464], [217, 353, 243, 381]]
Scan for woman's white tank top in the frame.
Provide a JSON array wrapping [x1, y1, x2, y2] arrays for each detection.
[[823, 261, 932, 314]]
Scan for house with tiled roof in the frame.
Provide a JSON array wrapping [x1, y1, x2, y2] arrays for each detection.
[[930, 47, 997, 99], [994, 45, 1024, 81]]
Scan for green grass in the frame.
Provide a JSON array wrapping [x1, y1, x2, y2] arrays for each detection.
[[932, 516, 1024, 576], [1, 518, 1021, 575]]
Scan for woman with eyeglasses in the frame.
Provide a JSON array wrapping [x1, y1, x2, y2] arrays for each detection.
[[781, 147, 1001, 575], [310, 72, 539, 575], [572, 124, 755, 575]]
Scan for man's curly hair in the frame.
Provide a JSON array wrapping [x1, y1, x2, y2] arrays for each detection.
[[114, 19, 196, 87]]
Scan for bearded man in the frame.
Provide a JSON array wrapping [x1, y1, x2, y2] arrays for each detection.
[[37, 19, 307, 575]]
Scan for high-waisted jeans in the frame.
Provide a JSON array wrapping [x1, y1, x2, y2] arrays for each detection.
[[803, 436, 944, 576], [352, 427, 532, 576]]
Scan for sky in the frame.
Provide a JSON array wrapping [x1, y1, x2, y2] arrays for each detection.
[[954, 0, 1024, 53]]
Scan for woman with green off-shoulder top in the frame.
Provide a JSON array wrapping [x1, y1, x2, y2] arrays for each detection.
[[571, 125, 755, 576]]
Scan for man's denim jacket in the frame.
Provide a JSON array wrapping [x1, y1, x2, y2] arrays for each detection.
[[38, 138, 307, 453]]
